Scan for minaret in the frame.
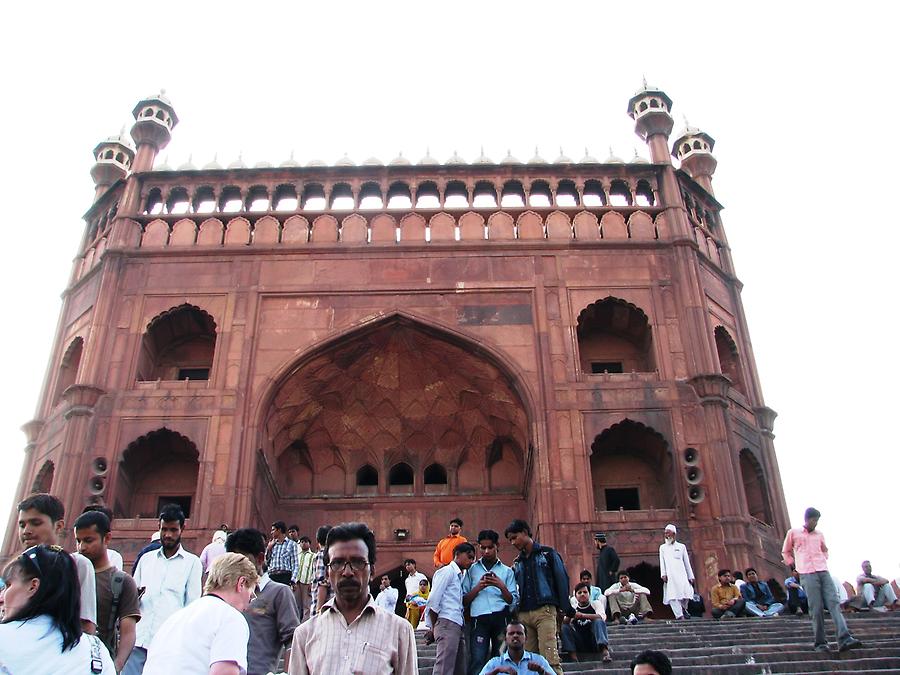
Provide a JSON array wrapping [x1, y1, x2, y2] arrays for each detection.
[[672, 125, 717, 195], [626, 81, 674, 164], [89, 129, 134, 203], [130, 91, 178, 173]]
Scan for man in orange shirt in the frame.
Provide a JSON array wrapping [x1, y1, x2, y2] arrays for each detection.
[[433, 518, 466, 569]]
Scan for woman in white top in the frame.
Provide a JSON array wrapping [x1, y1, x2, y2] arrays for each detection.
[[0, 544, 115, 674]]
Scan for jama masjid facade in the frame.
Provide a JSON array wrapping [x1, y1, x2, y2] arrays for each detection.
[[3, 85, 789, 606]]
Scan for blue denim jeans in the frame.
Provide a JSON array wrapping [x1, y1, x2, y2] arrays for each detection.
[[468, 610, 508, 675]]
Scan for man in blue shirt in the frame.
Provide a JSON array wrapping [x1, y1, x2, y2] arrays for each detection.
[[426, 542, 477, 675], [479, 622, 554, 675], [785, 567, 809, 615], [463, 529, 519, 675], [741, 567, 785, 617], [505, 519, 573, 675]]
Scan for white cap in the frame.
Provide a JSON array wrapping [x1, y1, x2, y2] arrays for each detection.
[[212, 530, 227, 544], [150, 531, 161, 542], [665, 524, 677, 533]]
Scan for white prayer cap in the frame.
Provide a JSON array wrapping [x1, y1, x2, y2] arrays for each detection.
[[150, 531, 161, 541], [664, 524, 677, 533], [212, 530, 227, 543]]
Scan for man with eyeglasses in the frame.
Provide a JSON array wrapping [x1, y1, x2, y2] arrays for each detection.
[[288, 522, 417, 674]]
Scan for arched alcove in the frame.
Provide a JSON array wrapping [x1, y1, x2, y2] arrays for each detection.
[[116, 428, 200, 519], [258, 315, 531, 540], [31, 460, 54, 494], [739, 448, 772, 525], [590, 420, 674, 511], [577, 298, 655, 374], [136, 304, 217, 381], [715, 326, 745, 394], [53, 337, 84, 404]]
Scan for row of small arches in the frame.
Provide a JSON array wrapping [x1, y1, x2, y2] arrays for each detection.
[[142, 178, 658, 216], [134, 210, 667, 247]]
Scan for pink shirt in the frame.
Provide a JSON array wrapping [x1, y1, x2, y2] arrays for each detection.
[[782, 527, 829, 574]]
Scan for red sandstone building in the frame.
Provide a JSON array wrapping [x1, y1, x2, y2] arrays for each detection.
[[3, 86, 789, 610]]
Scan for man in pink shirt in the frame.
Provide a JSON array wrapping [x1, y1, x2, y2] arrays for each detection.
[[782, 507, 861, 653]]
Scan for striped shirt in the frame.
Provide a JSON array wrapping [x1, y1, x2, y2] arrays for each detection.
[[297, 548, 316, 585], [268, 538, 299, 583], [288, 595, 417, 674], [310, 549, 332, 614]]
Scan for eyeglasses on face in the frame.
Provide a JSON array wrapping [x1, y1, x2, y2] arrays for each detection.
[[327, 558, 370, 573]]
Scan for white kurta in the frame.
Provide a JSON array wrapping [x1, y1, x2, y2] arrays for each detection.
[[659, 540, 695, 602]]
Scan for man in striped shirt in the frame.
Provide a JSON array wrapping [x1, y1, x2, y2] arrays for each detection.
[[288, 522, 417, 674], [267, 521, 299, 586]]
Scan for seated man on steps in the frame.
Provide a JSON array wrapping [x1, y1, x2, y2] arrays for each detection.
[[604, 572, 652, 624], [784, 567, 809, 615], [479, 622, 553, 675], [851, 560, 898, 612], [710, 569, 748, 619], [562, 582, 612, 663], [740, 568, 784, 617]]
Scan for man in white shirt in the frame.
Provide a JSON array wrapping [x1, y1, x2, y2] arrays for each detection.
[[375, 574, 399, 614], [122, 504, 203, 674], [16, 493, 96, 634], [144, 553, 257, 675], [425, 542, 476, 675]]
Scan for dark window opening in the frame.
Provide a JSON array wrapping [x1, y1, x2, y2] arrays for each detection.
[[591, 361, 623, 374], [177, 367, 210, 381], [356, 465, 378, 487], [605, 487, 640, 511], [388, 463, 414, 486], [157, 496, 192, 518], [424, 463, 447, 485]]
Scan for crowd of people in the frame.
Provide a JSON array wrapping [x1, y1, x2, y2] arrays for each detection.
[[0, 495, 896, 674]]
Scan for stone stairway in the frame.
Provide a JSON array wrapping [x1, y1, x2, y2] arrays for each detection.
[[415, 612, 900, 674]]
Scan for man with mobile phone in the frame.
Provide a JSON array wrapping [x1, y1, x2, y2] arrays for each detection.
[[462, 530, 518, 675]]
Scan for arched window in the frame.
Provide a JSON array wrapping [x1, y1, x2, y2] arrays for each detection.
[[166, 187, 191, 215], [582, 180, 605, 207], [424, 463, 448, 493], [245, 185, 270, 212], [608, 180, 632, 206], [715, 326, 745, 394], [116, 428, 200, 518], [739, 449, 772, 525], [218, 186, 243, 213], [31, 460, 54, 494], [500, 181, 526, 208], [356, 464, 379, 491], [577, 298, 655, 374], [387, 182, 412, 209], [329, 183, 354, 210], [415, 182, 440, 209], [143, 188, 164, 216], [528, 180, 552, 207], [301, 183, 326, 211], [358, 182, 384, 210], [193, 186, 217, 214], [273, 184, 299, 211], [53, 337, 83, 404], [444, 181, 468, 209], [556, 180, 579, 207], [590, 420, 673, 511], [388, 462, 414, 493], [136, 305, 217, 381]]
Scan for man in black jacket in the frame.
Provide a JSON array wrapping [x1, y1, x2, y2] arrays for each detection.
[[594, 533, 620, 593]]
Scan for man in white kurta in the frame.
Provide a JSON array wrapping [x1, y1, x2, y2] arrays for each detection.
[[658, 524, 695, 619]]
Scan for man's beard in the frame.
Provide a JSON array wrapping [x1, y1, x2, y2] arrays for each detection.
[[162, 536, 181, 551]]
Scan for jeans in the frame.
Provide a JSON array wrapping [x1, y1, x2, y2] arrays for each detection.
[[800, 571, 853, 647], [745, 601, 784, 617], [560, 618, 609, 652], [712, 598, 748, 618], [121, 647, 147, 675], [787, 587, 809, 614], [469, 610, 508, 675], [517, 605, 563, 675]]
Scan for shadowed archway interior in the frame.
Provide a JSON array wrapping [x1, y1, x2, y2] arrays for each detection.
[[254, 317, 531, 562]]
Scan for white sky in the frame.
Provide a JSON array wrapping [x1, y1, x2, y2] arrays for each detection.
[[1, 2, 897, 583]]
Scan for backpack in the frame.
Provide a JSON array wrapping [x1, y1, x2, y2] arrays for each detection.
[[107, 570, 126, 636]]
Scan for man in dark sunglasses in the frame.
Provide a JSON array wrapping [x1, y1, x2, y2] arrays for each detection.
[[16, 493, 97, 635]]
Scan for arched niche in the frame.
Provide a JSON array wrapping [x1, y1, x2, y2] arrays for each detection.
[[739, 448, 772, 525], [136, 304, 217, 382], [715, 326, 746, 394], [590, 420, 674, 511], [116, 428, 199, 519], [577, 298, 655, 374], [53, 337, 84, 404]]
